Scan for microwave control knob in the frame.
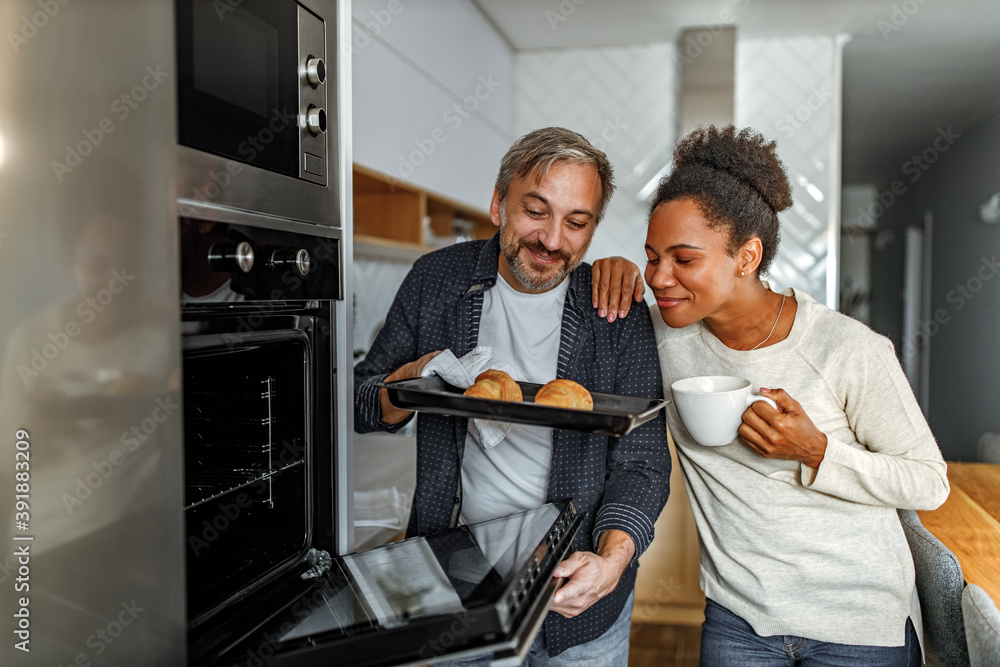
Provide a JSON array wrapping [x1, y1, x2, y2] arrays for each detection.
[[304, 57, 326, 87], [305, 106, 326, 136], [208, 242, 254, 274], [271, 248, 311, 277]]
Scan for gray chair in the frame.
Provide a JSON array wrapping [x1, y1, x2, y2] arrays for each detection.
[[898, 508, 971, 666], [962, 584, 1000, 667], [978, 432, 1000, 463]]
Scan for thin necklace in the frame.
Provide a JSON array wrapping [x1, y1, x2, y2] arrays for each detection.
[[750, 294, 785, 351]]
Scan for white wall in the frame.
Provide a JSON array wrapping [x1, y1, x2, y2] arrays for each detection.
[[516, 45, 680, 273], [350, 0, 515, 356], [351, 0, 515, 209]]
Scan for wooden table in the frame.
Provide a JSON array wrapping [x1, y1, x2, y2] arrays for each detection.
[[917, 462, 1000, 607]]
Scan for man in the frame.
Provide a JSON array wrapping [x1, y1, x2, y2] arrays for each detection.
[[354, 127, 670, 665]]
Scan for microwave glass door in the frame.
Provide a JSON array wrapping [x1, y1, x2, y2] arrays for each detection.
[[177, 0, 299, 176]]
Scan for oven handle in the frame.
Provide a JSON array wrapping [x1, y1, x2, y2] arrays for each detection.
[[487, 576, 561, 667], [181, 301, 328, 321], [183, 328, 312, 352]]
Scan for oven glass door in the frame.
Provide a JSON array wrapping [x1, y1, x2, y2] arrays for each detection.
[[184, 331, 313, 623], [177, 0, 300, 176], [200, 503, 582, 667]]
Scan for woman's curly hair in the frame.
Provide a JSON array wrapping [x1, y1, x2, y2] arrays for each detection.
[[649, 125, 792, 276]]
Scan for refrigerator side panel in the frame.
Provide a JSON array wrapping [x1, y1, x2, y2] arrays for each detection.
[[0, 2, 185, 664]]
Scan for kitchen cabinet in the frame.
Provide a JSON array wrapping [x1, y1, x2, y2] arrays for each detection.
[[352, 163, 494, 254]]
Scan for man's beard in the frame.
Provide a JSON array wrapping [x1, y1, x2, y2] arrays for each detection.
[[498, 201, 583, 292]]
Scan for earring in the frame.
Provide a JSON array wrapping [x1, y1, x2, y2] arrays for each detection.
[[740, 271, 745, 277]]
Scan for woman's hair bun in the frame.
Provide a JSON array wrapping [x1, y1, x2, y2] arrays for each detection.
[[673, 125, 792, 214]]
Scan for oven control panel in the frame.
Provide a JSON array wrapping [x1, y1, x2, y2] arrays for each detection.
[[500, 501, 582, 627], [180, 218, 341, 305]]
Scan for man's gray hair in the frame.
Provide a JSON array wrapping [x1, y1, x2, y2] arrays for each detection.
[[494, 127, 615, 223]]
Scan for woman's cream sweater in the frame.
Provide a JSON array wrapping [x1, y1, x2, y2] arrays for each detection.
[[651, 288, 949, 647]]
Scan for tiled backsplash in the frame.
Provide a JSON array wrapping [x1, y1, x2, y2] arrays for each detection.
[[736, 35, 848, 307], [516, 44, 679, 274]]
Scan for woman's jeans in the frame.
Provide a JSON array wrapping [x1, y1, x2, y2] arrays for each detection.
[[700, 598, 921, 667]]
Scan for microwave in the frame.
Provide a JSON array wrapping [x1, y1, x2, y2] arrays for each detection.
[[176, 0, 329, 186]]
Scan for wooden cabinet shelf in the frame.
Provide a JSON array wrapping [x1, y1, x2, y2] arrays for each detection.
[[352, 164, 494, 254], [353, 234, 426, 262]]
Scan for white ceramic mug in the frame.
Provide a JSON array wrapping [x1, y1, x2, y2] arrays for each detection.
[[670, 376, 778, 447]]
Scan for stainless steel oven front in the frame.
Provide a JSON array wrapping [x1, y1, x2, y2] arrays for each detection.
[[178, 208, 343, 662]]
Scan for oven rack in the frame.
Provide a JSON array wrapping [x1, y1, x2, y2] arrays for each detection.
[[185, 436, 274, 449], [185, 416, 275, 424], [183, 376, 277, 411], [184, 458, 305, 510], [184, 387, 277, 397], [186, 420, 276, 447], [184, 389, 277, 412]]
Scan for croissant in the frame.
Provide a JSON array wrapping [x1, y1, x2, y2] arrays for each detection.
[[463, 369, 523, 402], [534, 379, 593, 410]]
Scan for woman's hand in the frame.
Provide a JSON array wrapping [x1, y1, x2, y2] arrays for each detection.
[[738, 387, 828, 469], [591, 256, 644, 322]]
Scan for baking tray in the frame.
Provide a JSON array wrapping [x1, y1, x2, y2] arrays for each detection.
[[378, 376, 668, 437]]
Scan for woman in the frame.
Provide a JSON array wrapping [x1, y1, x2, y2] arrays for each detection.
[[593, 125, 948, 666]]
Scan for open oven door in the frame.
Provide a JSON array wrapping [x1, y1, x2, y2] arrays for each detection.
[[191, 501, 582, 667]]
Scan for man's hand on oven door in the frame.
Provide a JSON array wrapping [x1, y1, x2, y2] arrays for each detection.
[[549, 529, 635, 618], [379, 350, 443, 425]]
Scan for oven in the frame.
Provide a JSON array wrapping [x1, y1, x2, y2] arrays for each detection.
[[177, 209, 582, 666], [178, 210, 342, 663]]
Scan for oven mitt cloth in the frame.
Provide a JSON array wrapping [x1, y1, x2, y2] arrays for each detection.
[[420, 347, 523, 449]]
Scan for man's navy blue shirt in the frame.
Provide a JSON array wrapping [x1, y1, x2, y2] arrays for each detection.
[[355, 235, 670, 655]]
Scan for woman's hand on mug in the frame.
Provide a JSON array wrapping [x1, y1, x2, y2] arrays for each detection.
[[738, 387, 828, 469], [591, 256, 644, 322]]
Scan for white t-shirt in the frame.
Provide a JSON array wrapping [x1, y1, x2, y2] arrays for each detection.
[[459, 274, 567, 525]]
